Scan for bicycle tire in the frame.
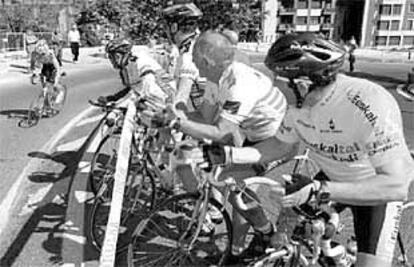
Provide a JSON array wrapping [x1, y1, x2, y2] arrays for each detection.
[[127, 192, 232, 267], [19, 93, 44, 127], [89, 168, 157, 254], [89, 133, 121, 195]]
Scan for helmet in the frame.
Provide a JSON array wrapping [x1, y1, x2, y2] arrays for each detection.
[[105, 39, 132, 55], [34, 39, 49, 55], [162, 2, 203, 20], [105, 39, 133, 69], [265, 33, 345, 85]]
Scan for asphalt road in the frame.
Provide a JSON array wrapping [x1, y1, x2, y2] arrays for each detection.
[[0, 54, 412, 266]]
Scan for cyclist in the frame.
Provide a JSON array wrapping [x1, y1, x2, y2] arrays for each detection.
[[199, 32, 413, 267], [30, 39, 65, 107], [97, 38, 173, 106], [146, 30, 288, 263]]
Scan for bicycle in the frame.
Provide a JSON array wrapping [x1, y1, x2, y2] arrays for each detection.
[[126, 141, 318, 267], [88, 99, 175, 254], [19, 72, 67, 128]]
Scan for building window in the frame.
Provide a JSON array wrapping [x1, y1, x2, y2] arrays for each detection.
[[375, 36, 387, 46], [389, 36, 401, 46], [403, 36, 414, 46], [379, 4, 392, 15], [377, 20, 390, 30], [310, 16, 319, 24], [280, 15, 294, 24], [325, 0, 332, 9], [393, 4, 402, 15], [410, 3, 414, 13], [323, 15, 332, 24], [406, 20, 414, 30], [296, 16, 308, 24], [297, 0, 308, 9], [391, 20, 400, 30], [311, 0, 321, 8]]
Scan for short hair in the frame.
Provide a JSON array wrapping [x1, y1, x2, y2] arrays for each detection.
[[193, 30, 235, 67]]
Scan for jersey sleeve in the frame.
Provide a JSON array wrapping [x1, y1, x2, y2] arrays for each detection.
[[275, 106, 301, 144], [175, 52, 199, 81], [357, 89, 409, 167], [134, 49, 163, 76]]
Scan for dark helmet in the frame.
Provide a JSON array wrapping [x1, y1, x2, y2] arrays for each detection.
[[105, 39, 133, 69], [265, 32, 345, 85]]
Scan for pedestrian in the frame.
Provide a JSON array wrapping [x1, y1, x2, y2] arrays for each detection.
[[50, 29, 64, 67], [68, 24, 81, 63], [347, 36, 357, 72]]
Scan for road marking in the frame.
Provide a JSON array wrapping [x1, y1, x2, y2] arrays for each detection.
[[78, 161, 91, 173], [18, 184, 53, 216], [76, 114, 105, 127], [56, 136, 88, 152], [74, 190, 94, 204], [0, 106, 97, 235]]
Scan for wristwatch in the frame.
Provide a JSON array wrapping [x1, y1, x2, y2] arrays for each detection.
[[317, 180, 330, 204]]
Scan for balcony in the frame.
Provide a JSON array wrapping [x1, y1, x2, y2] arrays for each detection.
[[277, 24, 293, 31], [321, 23, 333, 30], [278, 7, 295, 15], [295, 25, 308, 32], [308, 25, 321, 31]]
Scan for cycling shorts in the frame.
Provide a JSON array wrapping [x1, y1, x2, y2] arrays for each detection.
[[40, 63, 57, 83], [314, 172, 402, 260]]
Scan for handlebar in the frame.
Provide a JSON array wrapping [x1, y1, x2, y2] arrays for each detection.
[[88, 99, 128, 113]]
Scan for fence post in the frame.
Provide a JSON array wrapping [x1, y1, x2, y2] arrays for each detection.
[[23, 33, 27, 57]]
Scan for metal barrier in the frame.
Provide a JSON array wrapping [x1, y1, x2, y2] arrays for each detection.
[[0, 32, 53, 54]]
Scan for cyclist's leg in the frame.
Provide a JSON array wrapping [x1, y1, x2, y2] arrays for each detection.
[[218, 164, 273, 254], [351, 201, 403, 267]]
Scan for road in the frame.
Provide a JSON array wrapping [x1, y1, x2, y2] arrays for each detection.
[[0, 54, 412, 266]]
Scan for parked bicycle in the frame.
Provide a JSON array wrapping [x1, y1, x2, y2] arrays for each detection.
[[19, 72, 67, 128], [87, 99, 175, 254]]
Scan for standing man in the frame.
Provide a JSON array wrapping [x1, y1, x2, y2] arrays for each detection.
[[25, 29, 38, 66], [68, 24, 81, 63]]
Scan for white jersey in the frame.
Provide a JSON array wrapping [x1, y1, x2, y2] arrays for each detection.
[[218, 62, 287, 142], [276, 73, 412, 181], [174, 41, 219, 107]]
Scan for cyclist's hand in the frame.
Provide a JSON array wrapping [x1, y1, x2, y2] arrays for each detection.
[[201, 143, 231, 171], [282, 174, 321, 207], [30, 74, 37, 85]]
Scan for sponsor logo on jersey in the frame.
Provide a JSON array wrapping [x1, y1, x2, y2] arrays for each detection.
[[365, 134, 401, 156], [320, 119, 343, 133], [303, 139, 361, 162], [347, 92, 378, 127], [222, 100, 241, 114]]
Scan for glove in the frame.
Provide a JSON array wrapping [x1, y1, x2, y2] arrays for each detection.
[[201, 143, 231, 171], [282, 174, 321, 208]]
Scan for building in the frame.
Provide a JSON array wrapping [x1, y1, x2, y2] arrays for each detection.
[[360, 0, 414, 48], [276, 0, 337, 39]]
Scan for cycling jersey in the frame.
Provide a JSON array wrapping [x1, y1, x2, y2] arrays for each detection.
[[218, 62, 287, 142], [275, 73, 411, 182], [174, 40, 218, 109], [30, 50, 60, 83]]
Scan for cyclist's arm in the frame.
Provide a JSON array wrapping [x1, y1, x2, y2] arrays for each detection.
[[52, 53, 61, 85], [174, 76, 193, 108], [327, 157, 412, 206]]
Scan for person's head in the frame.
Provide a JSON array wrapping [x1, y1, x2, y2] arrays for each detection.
[[34, 39, 50, 56], [71, 24, 78, 31], [265, 32, 345, 86], [192, 30, 235, 83], [221, 29, 239, 46], [105, 38, 133, 70], [162, 1, 203, 51]]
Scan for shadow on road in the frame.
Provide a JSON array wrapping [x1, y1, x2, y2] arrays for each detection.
[[0, 148, 83, 266], [0, 109, 30, 119]]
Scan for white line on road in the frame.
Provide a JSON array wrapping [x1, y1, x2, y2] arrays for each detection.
[[75, 114, 104, 127], [0, 106, 97, 236], [74, 190, 94, 204], [18, 184, 53, 216], [56, 136, 88, 152]]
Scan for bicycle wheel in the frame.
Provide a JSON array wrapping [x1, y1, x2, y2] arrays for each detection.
[[49, 84, 67, 113], [89, 168, 156, 253], [18, 93, 43, 127], [127, 193, 232, 267]]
